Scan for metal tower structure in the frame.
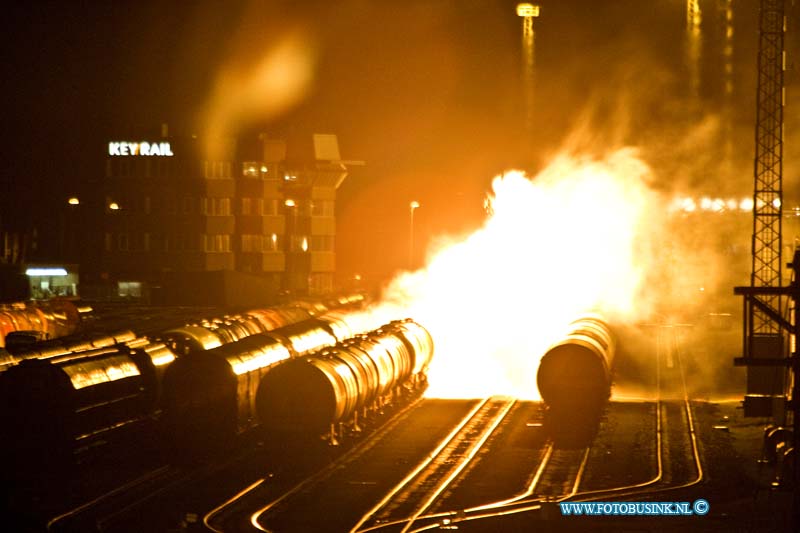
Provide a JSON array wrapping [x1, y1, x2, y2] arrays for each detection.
[[750, 0, 785, 335], [735, 0, 788, 417], [735, 0, 796, 523]]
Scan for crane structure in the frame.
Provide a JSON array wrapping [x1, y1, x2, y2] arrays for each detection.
[[751, 0, 785, 332], [734, 0, 797, 523], [735, 0, 788, 417]]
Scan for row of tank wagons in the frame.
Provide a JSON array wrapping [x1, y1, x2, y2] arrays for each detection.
[[763, 426, 795, 489], [0, 299, 89, 350], [0, 301, 412, 477], [0, 296, 367, 370], [536, 315, 616, 418], [256, 320, 434, 445]]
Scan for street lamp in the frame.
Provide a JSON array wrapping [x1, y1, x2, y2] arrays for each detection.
[[409, 201, 420, 269], [517, 3, 540, 140], [62, 197, 81, 260]]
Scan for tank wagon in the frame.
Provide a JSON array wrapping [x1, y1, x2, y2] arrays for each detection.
[[256, 319, 434, 444], [536, 315, 615, 415], [0, 329, 137, 372], [158, 311, 389, 455], [0, 344, 167, 483], [157, 305, 316, 356], [0, 295, 373, 475], [0, 299, 84, 348]]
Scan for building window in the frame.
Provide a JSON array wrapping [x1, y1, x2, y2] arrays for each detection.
[[104, 232, 112, 252], [143, 233, 150, 252], [117, 159, 132, 178], [144, 196, 151, 214], [311, 235, 335, 252], [241, 198, 251, 216], [203, 161, 232, 179], [182, 197, 193, 214], [309, 273, 333, 294], [290, 235, 309, 253], [268, 233, 280, 251], [311, 200, 334, 217], [265, 198, 278, 216], [243, 162, 259, 177], [204, 234, 231, 253], [202, 198, 231, 216], [242, 234, 266, 252], [117, 233, 129, 251], [157, 159, 170, 178]]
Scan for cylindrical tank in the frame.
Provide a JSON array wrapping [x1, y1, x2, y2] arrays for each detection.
[[256, 320, 431, 436], [256, 355, 361, 435], [0, 346, 157, 480], [537, 315, 615, 413], [273, 319, 338, 357], [160, 326, 222, 356], [36, 299, 81, 338], [160, 333, 291, 454], [389, 320, 434, 377]]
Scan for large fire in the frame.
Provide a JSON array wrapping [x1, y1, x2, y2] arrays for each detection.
[[370, 148, 660, 399]]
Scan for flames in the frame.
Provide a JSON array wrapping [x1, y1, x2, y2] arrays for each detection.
[[371, 148, 659, 399]]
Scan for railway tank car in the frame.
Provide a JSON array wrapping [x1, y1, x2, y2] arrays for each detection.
[[536, 315, 615, 415], [158, 314, 369, 456], [0, 345, 164, 483], [0, 299, 84, 348], [256, 319, 433, 442], [0, 329, 138, 372], [0, 295, 371, 474], [160, 333, 291, 457]]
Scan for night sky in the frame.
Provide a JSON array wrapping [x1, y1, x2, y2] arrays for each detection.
[[1, 0, 797, 285]]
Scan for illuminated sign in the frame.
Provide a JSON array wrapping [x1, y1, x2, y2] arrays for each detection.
[[26, 268, 68, 277], [108, 141, 174, 157]]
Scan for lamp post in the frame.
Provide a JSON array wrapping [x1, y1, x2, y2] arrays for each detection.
[[409, 200, 420, 269], [62, 197, 80, 262], [517, 3, 540, 140]]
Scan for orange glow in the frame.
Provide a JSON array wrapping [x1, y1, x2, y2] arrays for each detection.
[[367, 149, 657, 399]]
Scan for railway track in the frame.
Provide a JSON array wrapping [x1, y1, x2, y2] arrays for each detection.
[[162, 324, 705, 532], [208, 397, 471, 533], [371, 323, 704, 531], [350, 397, 516, 533], [564, 323, 703, 502]]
